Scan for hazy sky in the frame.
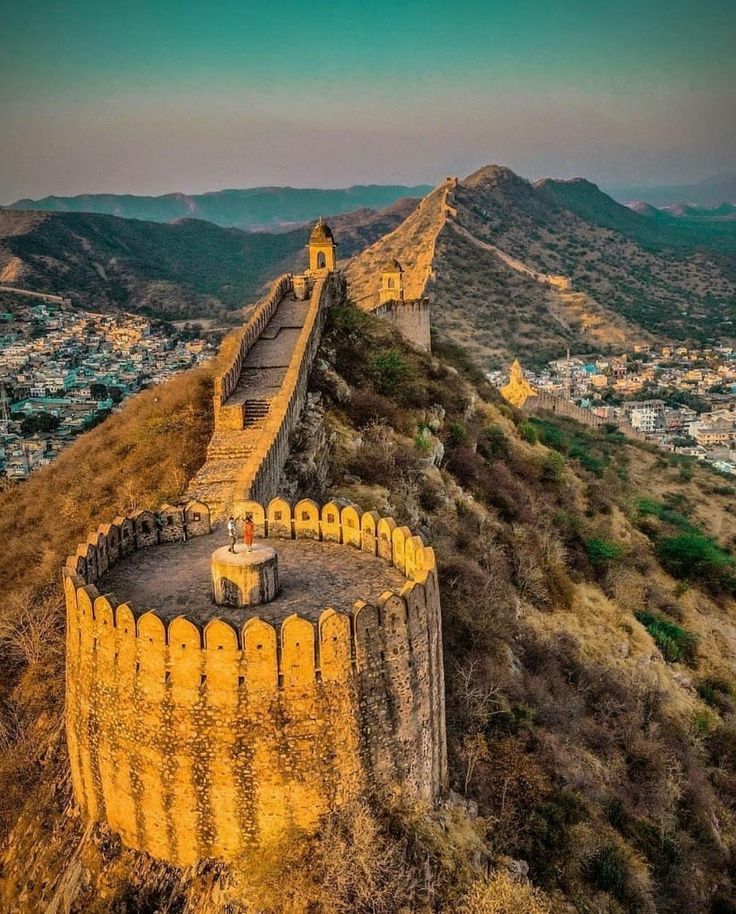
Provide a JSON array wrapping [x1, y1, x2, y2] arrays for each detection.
[[1, 0, 734, 201]]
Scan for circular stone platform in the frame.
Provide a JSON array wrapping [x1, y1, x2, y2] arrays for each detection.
[[101, 535, 406, 626], [211, 543, 279, 607]]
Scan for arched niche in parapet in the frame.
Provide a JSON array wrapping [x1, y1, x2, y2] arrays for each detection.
[[204, 619, 240, 695], [94, 595, 117, 665], [184, 500, 211, 538], [378, 592, 409, 649], [353, 600, 381, 671], [376, 517, 396, 562], [101, 522, 121, 565], [158, 504, 185, 544], [76, 584, 98, 624], [131, 509, 157, 549], [341, 505, 363, 549], [136, 612, 166, 682], [267, 497, 293, 539], [115, 604, 138, 679], [403, 579, 429, 641], [114, 516, 135, 557], [294, 498, 320, 540], [91, 530, 109, 577], [391, 526, 412, 576], [168, 616, 202, 691], [236, 500, 266, 538], [361, 511, 380, 556], [405, 535, 424, 582], [66, 553, 87, 584], [320, 501, 343, 543], [318, 608, 352, 681], [281, 614, 316, 690], [242, 617, 278, 692], [78, 542, 98, 584]]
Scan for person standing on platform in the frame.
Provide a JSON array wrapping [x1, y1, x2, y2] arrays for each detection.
[[244, 514, 255, 552]]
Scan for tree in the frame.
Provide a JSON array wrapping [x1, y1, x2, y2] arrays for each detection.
[[20, 412, 60, 435]]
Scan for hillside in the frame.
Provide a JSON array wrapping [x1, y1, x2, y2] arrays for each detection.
[[345, 166, 736, 367], [4, 184, 431, 231], [4, 296, 736, 912], [0, 201, 417, 321]]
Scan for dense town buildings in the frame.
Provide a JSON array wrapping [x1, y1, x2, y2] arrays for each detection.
[[491, 343, 736, 474], [0, 294, 215, 478]]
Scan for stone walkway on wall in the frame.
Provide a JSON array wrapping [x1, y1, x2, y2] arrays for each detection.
[[186, 295, 311, 515]]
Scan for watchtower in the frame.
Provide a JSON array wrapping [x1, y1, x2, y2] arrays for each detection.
[[379, 259, 404, 305], [308, 218, 337, 274]]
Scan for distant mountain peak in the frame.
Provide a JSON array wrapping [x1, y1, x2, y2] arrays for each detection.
[[463, 164, 528, 189]]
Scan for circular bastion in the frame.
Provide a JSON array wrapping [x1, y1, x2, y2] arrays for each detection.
[[63, 496, 447, 867]]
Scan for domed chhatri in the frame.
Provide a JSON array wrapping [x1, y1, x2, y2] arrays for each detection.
[[379, 257, 405, 305], [307, 218, 337, 273], [308, 218, 335, 244], [211, 542, 279, 607]]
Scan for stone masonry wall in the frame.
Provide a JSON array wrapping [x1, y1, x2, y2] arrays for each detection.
[[524, 391, 647, 442], [64, 497, 447, 867], [213, 274, 293, 432], [373, 298, 431, 352]]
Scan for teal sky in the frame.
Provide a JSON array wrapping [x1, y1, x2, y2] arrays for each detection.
[[1, 0, 734, 200]]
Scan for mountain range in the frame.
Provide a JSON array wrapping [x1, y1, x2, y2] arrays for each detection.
[[346, 166, 736, 365], [608, 173, 736, 208], [2, 166, 734, 364], [3, 184, 431, 231]]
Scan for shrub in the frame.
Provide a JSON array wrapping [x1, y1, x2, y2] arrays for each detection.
[[635, 611, 698, 664], [448, 421, 467, 445], [518, 421, 538, 444], [540, 451, 564, 482], [656, 532, 735, 590], [586, 538, 623, 566], [347, 389, 399, 429], [478, 424, 508, 460], [456, 872, 552, 914], [369, 349, 409, 394], [697, 676, 734, 712]]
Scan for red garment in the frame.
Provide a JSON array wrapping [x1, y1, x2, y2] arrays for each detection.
[[244, 520, 255, 546]]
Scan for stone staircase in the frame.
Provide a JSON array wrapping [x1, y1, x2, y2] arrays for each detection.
[[206, 431, 256, 461], [243, 399, 271, 428]]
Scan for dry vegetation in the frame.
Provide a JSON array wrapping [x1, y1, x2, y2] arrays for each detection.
[[5, 298, 736, 913]]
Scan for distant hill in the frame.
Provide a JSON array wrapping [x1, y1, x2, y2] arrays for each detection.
[[3, 184, 432, 231], [0, 199, 418, 321], [346, 165, 736, 366], [608, 173, 736, 207]]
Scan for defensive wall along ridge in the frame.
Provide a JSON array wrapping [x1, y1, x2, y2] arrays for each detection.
[[186, 270, 340, 516], [63, 496, 447, 867]]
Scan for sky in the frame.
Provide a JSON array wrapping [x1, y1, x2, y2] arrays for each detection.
[[1, 0, 735, 201]]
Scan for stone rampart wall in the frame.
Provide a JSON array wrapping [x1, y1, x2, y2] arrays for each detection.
[[64, 496, 446, 867], [373, 298, 431, 352], [213, 274, 293, 431], [233, 274, 340, 504], [525, 391, 647, 442]]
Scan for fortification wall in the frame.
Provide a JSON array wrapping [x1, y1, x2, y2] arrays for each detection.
[[373, 298, 431, 352], [64, 497, 446, 867], [213, 274, 293, 431], [524, 391, 647, 442], [233, 274, 340, 504]]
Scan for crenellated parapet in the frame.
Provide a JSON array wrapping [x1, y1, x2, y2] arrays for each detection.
[[213, 273, 293, 431], [64, 496, 446, 867]]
